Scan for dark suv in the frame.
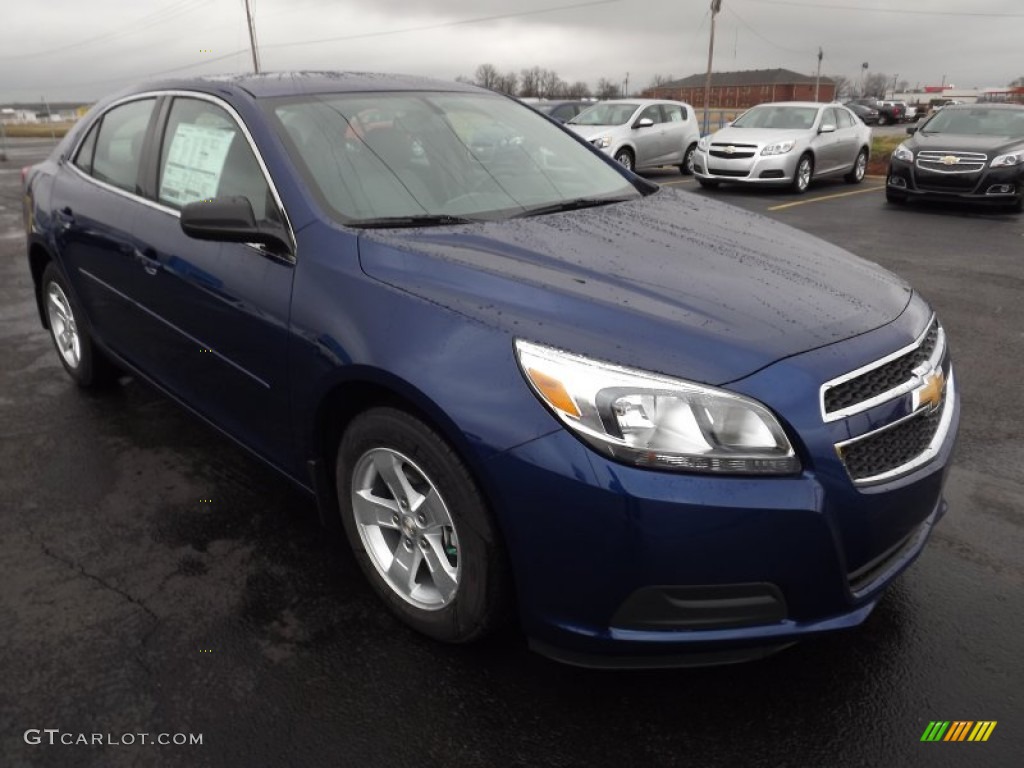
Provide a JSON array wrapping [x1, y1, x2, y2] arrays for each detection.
[[848, 98, 904, 126]]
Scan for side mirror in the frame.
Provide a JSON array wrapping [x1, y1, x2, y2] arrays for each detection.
[[906, 125, 918, 135], [633, 117, 655, 129], [180, 196, 290, 253], [819, 123, 836, 134]]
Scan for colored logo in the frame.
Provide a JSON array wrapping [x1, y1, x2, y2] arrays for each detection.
[[913, 368, 945, 412], [941, 155, 960, 165], [920, 721, 997, 742]]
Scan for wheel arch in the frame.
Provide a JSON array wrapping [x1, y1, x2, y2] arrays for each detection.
[[28, 239, 55, 329]]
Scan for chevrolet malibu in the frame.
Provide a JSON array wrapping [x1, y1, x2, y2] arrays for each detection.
[[694, 101, 871, 193], [23, 73, 958, 667]]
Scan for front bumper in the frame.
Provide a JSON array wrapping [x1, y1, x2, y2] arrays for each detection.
[[484, 363, 959, 667], [888, 157, 1023, 205], [693, 148, 800, 184]]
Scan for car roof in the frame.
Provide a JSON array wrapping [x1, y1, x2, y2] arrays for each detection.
[[123, 71, 484, 99], [749, 101, 829, 109], [600, 98, 689, 106], [939, 103, 1024, 111]]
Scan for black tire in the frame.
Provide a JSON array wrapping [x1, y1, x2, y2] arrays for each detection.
[[336, 407, 512, 643], [791, 154, 814, 194], [40, 262, 119, 389], [845, 149, 868, 184], [697, 178, 719, 189], [885, 188, 908, 205], [680, 143, 697, 175], [614, 148, 634, 171]]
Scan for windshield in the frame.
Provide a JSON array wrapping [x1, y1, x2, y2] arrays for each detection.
[[569, 103, 640, 126], [730, 106, 820, 130], [920, 107, 1024, 137], [267, 91, 641, 224]]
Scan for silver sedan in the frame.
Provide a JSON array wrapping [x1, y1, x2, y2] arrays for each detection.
[[693, 102, 872, 193]]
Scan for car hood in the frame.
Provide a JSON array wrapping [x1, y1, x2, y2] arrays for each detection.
[[909, 131, 1024, 154], [357, 188, 912, 385], [706, 127, 811, 146], [566, 124, 624, 141]]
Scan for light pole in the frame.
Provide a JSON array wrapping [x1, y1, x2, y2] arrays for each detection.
[[860, 62, 869, 97], [814, 47, 823, 102], [244, 0, 261, 74], [702, 0, 722, 135]]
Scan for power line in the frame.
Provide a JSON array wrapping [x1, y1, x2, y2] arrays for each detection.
[[0, 0, 208, 60], [726, 5, 810, 56], [258, 0, 628, 51], [741, 0, 1024, 18]]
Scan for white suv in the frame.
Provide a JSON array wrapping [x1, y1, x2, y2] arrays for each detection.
[[566, 99, 701, 174]]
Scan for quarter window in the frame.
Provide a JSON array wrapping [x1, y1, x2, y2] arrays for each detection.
[[157, 97, 280, 223], [73, 122, 100, 175], [91, 99, 156, 193]]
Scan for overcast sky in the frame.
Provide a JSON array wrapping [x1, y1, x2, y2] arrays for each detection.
[[1, 0, 1022, 104]]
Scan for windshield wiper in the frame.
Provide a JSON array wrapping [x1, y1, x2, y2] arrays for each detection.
[[509, 196, 636, 219], [350, 214, 479, 229]]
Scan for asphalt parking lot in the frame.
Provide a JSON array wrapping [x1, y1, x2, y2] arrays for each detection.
[[1, 138, 1021, 768]]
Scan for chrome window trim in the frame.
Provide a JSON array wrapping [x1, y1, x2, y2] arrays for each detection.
[[819, 314, 941, 422], [65, 89, 297, 261], [835, 368, 956, 487]]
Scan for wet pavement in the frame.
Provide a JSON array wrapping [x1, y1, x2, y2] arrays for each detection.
[[1, 140, 1021, 767]]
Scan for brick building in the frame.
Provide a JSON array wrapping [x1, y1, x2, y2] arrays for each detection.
[[643, 68, 836, 109]]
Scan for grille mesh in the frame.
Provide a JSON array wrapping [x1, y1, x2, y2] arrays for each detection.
[[824, 321, 939, 414], [840, 407, 942, 481]]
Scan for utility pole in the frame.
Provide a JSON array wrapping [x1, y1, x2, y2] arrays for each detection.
[[891, 73, 899, 99], [42, 94, 56, 143], [814, 47, 823, 101], [244, 0, 262, 74], [860, 62, 869, 97], [623, 72, 629, 98], [703, 0, 722, 135]]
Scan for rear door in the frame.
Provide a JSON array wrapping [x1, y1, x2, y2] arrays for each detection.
[[661, 103, 691, 163], [51, 96, 160, 358], [129, 94, 296, 466]]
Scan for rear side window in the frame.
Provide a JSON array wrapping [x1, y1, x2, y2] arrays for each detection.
[[157, 97, 280, 223], [91, 99, 156, 193], [663, 104, 686, 122], [836, 109, 855, 129], [73, 122, 100, 174]]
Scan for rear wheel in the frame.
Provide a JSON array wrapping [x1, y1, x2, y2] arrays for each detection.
[[791, 154, 814, 194], [40, 263, 119, 389], [614, 148, 634, 171], [680, 143, 697, 175], [845, 149, 868, 184], [336, 407, 512, 643]]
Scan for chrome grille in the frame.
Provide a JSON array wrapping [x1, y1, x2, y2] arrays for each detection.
[[840, 407, 942, 482], [709, 144, 757, 159], [916, 151, 987, 174], [821, 316, 942, 421]]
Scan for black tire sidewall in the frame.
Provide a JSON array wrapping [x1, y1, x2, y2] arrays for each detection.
[[681, 144, 696, 175], [615, 149, 633, 169], [336, 407, 510, 643]]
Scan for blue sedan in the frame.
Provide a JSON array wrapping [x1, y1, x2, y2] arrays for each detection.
[[22, 72, 958, 667]]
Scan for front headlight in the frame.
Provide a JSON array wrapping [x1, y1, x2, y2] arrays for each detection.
[[892, 143, 914, 163], [591, 136, 611, 149], [515, 341, 800, 475], [697, 135, 711, 151], [761, 140, 795, 156], [991, 152, 1023, 168]]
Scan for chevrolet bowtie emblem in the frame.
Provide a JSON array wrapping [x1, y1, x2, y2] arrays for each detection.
[[941, 155, 960, 165], [725, 145, 736, 154], [914, 369, 946, 412]]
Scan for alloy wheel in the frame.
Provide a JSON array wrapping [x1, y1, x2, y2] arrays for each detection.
[[46, 282, 81, 369], [351, 448, 460, 610]]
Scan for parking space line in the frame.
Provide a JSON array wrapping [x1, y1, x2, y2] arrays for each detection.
[[767, 186, 885, 211], [658, 178, 694, 186]]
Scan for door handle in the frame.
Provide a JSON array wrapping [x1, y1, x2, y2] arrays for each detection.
[[56, 206, 75, 229], [133, 248, 162, 276]]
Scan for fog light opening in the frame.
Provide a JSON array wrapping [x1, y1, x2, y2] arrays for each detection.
[[888, 176, 907, 189], [986, 184, 1014, 195]]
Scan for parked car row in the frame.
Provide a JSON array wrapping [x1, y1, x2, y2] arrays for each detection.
[[22, 72, 960, 668]]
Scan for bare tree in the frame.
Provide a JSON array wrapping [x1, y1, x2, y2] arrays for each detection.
[[564, 81, 591, 99], [897, 79, 910, 93], [519, 66, 542, 97], [829, 74, 852, 100], [863, 72, 889, 99], [1011, 76, 1024, 87], [474, 63, 500, 90], [595, 78, 621, 99], [539, 69, 564, 99], [648, 73, 675, 89], [494, 71, 519, 96]]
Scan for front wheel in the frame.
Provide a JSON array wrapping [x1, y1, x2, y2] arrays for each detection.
[[680, 143, 697, 175], [791, 154, 814, 194], [614, 148, 634, 171], [845, 149, 868, 184], [336, 407, 512, 643], [40, 263, 119, 389]]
